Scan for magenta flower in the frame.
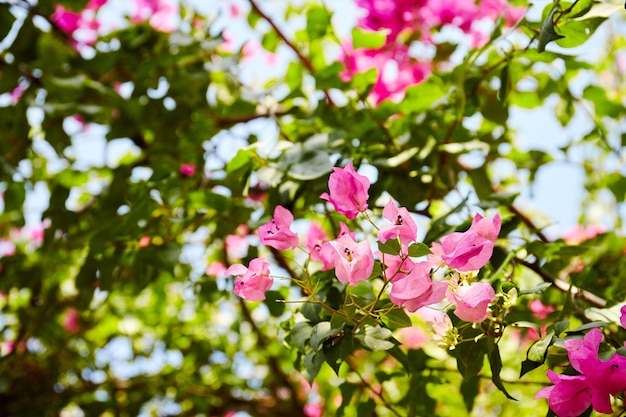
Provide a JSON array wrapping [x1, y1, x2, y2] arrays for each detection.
[[179, 162, 197, 177], [536, 328, 626, 417], [389, 262, 447, 312], [314, 222, 356, 271], [439, 213, 501, 272], [446, 282, 495, 322], [329, 234, 374, 286], [320, 163, 370, 220], [621, 305, 626, 330], [307, 222, 329, 261], [258, 205, 299, 250], [377, 199, 418, 248], [226, 258, 273, 301]]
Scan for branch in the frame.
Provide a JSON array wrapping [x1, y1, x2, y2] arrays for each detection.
[[514, 257, 607, 308], [247, 0, 336, 107]]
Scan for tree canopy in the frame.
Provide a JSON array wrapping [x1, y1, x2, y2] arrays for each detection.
[[1, 0, 626, 416]]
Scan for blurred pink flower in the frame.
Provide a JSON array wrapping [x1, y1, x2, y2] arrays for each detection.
[[62, 308, 80, 334], [132, 0, 177, 32], [562, 224, 606, 245], [329, 234, 374, 286], [258, 206, 299, 250], [179, 162, 196, 177], [321, 163, 370, 219], [396, 326, 428, 349], [0, 239, 16, 258], [226, 258, 273, 301], [304, 403, 323, 417], [621, 305, 626, 330], [529, 299, 555, 320]]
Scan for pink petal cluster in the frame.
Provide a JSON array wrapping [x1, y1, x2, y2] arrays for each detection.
[[529, 299, 555, 320], [346, 0, 525, 103], [308, 222, 356, 271], [621, 305, 626, 330], [439, 213, 501, 272], [389, 261, 447, 312], [226, 258, 273, 301], [258, 206, 299, 250], [179, 162, 197, 177], [320, 163, 370, 220], [329, 234, 374, 286], [51, 0, 107, 47], [377, 199, 418, 248], [562, 224, 606, 245], [536, 328, 626, 417], [446, 281, 495, 322], [131, 0, 178, 32]]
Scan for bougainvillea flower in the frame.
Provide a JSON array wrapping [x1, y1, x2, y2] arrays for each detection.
[[226, 258, 273, 301], [258, 205, 299, 250], [377, 199, 418, 248], [535, 371, 592, 417], [529, 299, 555, 320], [307, 222, 329, 262], [389, 262, 447, 312], [381, 254, 414, 282], [536, 328, 626, 416], [329, 234, 374, 286], [621, 304, 626, 329], [440, 213, 501, 272], [320, 163, 370, 220], [446, 282, 495, 322]]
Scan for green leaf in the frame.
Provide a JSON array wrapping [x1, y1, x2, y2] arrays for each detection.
[[565, 321, 607, 334], [310, 321, 342, 351], [3, 182, 25, 212], [303, 350, 325, 383], [378, 239, 401, 256], [351, 27, 387, 50], [226, 149, 252, 173], [456, 336, 486, 380], [460, 377, 480, 412], [263, 290, 286, 317], [289, 321, 313, 351], [306, 6, 330, 40], [527, 331, 554, 363], [323, 331, 353, 375], [287, 149, 332, 180], [487, 341, 516, 400], [408, 242, 431, 258], [519, 282, 552, 295], [548, 320, 570, 336], [520, 359, 543, 378], [381, 308, 412, 330], [373, 147, 419, 168], [538, 6, 565, 52], [555, 18, 604, 49], [337, 382, 356, 417], [358, 326, 395, 351], [0, 4, 16, 42]]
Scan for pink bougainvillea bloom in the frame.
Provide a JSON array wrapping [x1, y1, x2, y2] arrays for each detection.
[[206, 261, 227, 276], [306, 222, 329, 262], [439, 213, 501, 272], [535, 371, 592, 417], [329, 234, 374, 286], [382, 254, 414, 282], [62, 308, 80, 334], [258, 205, 299, 250], [303, 403, 323, 417], [396, 326, 429, 350], [51, 6, 82, 33], [377, 199, 418, 248], [138, 236, 151, 248], [0, 239, 16, 258], [529, 299, 555, 320], [562, 224, 606, 245], [447, 282, 495, 323], [536, 328, 626, 417], [314, 222, 356, 271], [226, 258, 273, 301], [621, 305, 626, 330], [389, 262, 447, 312], [320, 163, 370, 220], [132, 0, 177, 32], [179, 162, 196, 177]]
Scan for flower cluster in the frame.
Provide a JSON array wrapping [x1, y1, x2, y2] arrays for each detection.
[[536, 326, 626, 417], [344, 0, 525, 103], [226, 163, 500, 328]]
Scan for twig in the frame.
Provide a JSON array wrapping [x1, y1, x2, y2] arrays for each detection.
[[247, 0, 336, 107], [514, 257, 607, 308]]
